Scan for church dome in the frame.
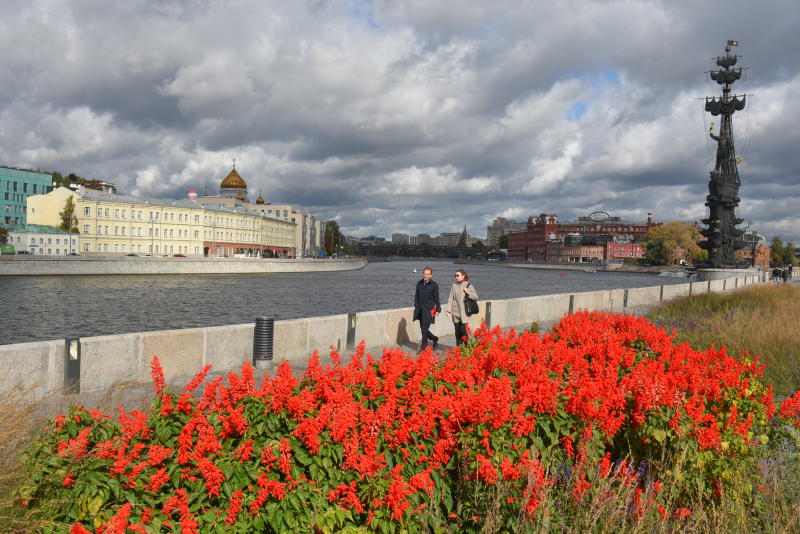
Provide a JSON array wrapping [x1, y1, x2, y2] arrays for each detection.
[[220, 168, 247, 190], [256, 194, 265, 205], [235, 191, 246, 201]]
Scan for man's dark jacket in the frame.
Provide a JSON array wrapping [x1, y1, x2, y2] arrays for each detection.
[[413, 278, 440, 324]]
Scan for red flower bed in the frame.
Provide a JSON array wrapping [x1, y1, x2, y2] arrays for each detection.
[[18, 311, 800, 532]]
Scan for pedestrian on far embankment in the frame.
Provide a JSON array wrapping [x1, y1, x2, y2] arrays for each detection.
[[782, 265, 792, 284], [446, 268, 479, 347], [772, 267, 782, 284], [413, 267, 440, 352]]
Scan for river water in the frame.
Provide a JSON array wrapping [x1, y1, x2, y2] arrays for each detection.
[[0, 260, 685, 345]]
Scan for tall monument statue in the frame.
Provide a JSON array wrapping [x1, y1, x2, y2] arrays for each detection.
[[699, 40, 747, 268]]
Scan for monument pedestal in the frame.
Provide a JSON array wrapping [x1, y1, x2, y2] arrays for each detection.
[[696, 267, 760, 281]]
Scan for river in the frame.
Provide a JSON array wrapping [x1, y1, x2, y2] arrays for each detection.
[[0, 260, 685, 345]]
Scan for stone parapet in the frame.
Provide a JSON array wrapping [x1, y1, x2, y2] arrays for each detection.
[[0, 271, 769, 399]]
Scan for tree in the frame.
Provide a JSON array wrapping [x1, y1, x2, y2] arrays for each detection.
[[472, 240, 484, 249], [0, 226, 8, 244], [59, 196, 80, 234], [497, 235, 509, 249], [770, 236, 785, 266], [642, 221, 704, 265], [324, 221, 345, 256], [783, 241, 797, 266], [643, 238, 668, 265], [52, 172, 63, 188]]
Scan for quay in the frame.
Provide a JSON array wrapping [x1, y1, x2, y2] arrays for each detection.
[[0, 270, 769, 401], [0, 256, 367, 276]]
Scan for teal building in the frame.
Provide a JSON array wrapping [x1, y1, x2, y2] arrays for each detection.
[[0, 166, 54, 226]]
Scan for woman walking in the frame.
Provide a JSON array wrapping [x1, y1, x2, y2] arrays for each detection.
[[446, 268, 479, 346]]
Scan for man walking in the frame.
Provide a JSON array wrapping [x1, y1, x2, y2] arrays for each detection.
[[414, 267, 440, 351]]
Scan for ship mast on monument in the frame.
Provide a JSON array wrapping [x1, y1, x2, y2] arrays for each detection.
[[699, 40, 747, 268]]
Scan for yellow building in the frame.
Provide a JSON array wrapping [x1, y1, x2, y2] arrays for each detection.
[[195, 166, 324, 257], [27, 186, 295, 257]]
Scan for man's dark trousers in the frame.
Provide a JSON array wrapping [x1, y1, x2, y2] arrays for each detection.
[[420, 320, 437, 350]]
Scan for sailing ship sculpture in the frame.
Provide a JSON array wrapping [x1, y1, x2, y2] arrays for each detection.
[[699, 40, 747, 268]]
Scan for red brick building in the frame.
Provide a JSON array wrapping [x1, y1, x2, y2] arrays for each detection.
[[508, 213, 655, 263]]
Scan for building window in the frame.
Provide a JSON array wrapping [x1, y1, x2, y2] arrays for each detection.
[[122, 210, 126, 218], [105, 208, 110, 217], [138, 211, 142, 220], [84, 207, 91, 216], [121, 227, 126, 236], [83, 225, 89, 234], [115, 209, 119, 218], [84, 243, 90, 252], [194, 215, 199, 223]]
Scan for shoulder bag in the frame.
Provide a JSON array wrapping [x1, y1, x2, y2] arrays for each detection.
[[463, 284, 479, 316]]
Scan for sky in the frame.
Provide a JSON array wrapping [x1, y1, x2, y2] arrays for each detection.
[[2, 0, 799, 242]]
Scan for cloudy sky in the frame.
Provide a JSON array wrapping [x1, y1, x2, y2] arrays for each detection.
[[2, 0, 799, 242]]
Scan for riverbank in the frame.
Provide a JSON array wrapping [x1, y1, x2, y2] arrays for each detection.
[[0, 256, 368, 276]]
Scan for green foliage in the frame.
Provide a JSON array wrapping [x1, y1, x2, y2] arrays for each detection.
[[324, 220, 347, 256], [497, 235, 509, 249], [58, 197, 79, 234], [0, 226, 8, 245], [643, 221, 705, 265], [643, 238, 668, 265]]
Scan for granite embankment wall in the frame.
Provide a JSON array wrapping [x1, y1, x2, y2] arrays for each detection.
[[0, 256, 368, 275], [0, 272, 769, 398]]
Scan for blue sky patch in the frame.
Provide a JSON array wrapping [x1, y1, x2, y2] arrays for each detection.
[[566, 101, 589, 121]]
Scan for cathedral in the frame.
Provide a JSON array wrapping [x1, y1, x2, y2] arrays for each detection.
[[193, 164, 322, 258]]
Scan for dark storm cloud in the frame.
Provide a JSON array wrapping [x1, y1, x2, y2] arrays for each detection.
[[1, 0, 798, 242]]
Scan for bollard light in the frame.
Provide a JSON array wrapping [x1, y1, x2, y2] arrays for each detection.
[[64, 337, 81, 394], [253, 317, 274, 369]]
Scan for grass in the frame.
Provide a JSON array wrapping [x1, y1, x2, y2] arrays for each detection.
[[647, 284, 800, 396]]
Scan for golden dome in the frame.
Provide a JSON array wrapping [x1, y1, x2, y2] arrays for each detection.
[[220, 167, 247, 190], [256, 194, 265, 205], [235, 192, 246, 201]]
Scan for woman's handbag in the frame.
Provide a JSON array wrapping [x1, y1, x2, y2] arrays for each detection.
[[463, 295, 479, 316]]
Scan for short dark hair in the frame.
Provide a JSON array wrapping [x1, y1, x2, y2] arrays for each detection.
[[423, 266, 433, 274], [455, 268, 469, 281]]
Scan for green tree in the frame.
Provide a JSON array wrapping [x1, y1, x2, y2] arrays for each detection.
[[643, 238, 668, 265], [472, 239, 484, 249], [497, 235, 509, 249], [324, 220, 344, 256], [59, 196, 80, 233], [643, 221, 703, 265], [783, 241, 797, 266], [52, 172, 63, 188], [0, 226, 8, 244], [770, 236, 785, 265]]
